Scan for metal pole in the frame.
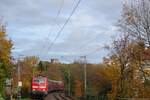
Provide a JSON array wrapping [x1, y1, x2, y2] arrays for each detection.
[[80, 56, 87, 99], [18, 60, 20, 82], [17, 59, 22, 99], [82, 56, 87, 100], [17, 60, 20, 99], [68, 64, 71, 96]]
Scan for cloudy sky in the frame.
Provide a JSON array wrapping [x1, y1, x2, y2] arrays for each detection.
[[0, 0, 123, 63]]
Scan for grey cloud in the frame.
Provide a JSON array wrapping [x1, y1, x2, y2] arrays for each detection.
[[90, 0, 122, 15], [79, 0, 123, 23], [0, 0, 71, 27], [0, 0, 123, 63]]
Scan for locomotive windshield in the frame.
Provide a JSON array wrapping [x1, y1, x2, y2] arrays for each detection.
[[33, 77, 45, 83]]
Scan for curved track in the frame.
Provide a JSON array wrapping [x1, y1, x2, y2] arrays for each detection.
[[44, 92, 72, 100], [31, 91, 73, 100]]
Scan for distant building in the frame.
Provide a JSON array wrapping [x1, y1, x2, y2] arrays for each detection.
[[51, 58, 59, 64]]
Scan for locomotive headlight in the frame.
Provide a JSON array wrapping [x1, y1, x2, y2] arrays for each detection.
[[40, 86, 46, 88], [32, 86, 38, 88]]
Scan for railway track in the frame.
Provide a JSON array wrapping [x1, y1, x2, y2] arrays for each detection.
[[59, 93, 73, 100], [44, 92, 73, 100]]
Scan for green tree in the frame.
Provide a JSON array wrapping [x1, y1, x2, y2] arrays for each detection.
[[38, 61, 45, 72], [0, 22, 13, 94]]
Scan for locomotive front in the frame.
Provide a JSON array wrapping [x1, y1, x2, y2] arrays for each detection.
[[31, 76, 48, 96]]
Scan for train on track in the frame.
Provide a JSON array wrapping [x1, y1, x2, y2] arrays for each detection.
[[31, 75, 64, 96]]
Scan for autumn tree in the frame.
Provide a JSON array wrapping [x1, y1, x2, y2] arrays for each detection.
[[0, 22, 13, 95], [119, 0, 150, 47], [22, 56, 39, 76], [60, 63, 82, 96], [12, 56, 39, 97], [60, 62, 112, 99], [107, 37, 150, 98], [109, 34, 138, 98], [115, 0, 150, 98], [105, 0, 150, 98], [86, 64, 112, 100]]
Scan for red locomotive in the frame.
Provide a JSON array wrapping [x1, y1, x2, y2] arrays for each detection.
[[31, 76, 64, 96]]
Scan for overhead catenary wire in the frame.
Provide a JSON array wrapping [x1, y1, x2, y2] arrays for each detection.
[[77, 34, 105, 56], [41, 0, 104, 63], [59, 46, 104, 63], [79, 37, 99, 51], [42, 0, 103, 61], [40, 0, 64, 59], [44, 0, 64, 40], [78, 31, 108, 53], [84, 45, 105, 57], [43, 0, 83, 59], [58, 43, 104, 62]]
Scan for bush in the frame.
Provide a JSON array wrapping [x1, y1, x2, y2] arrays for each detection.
[[0, 94, 4, 100]]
